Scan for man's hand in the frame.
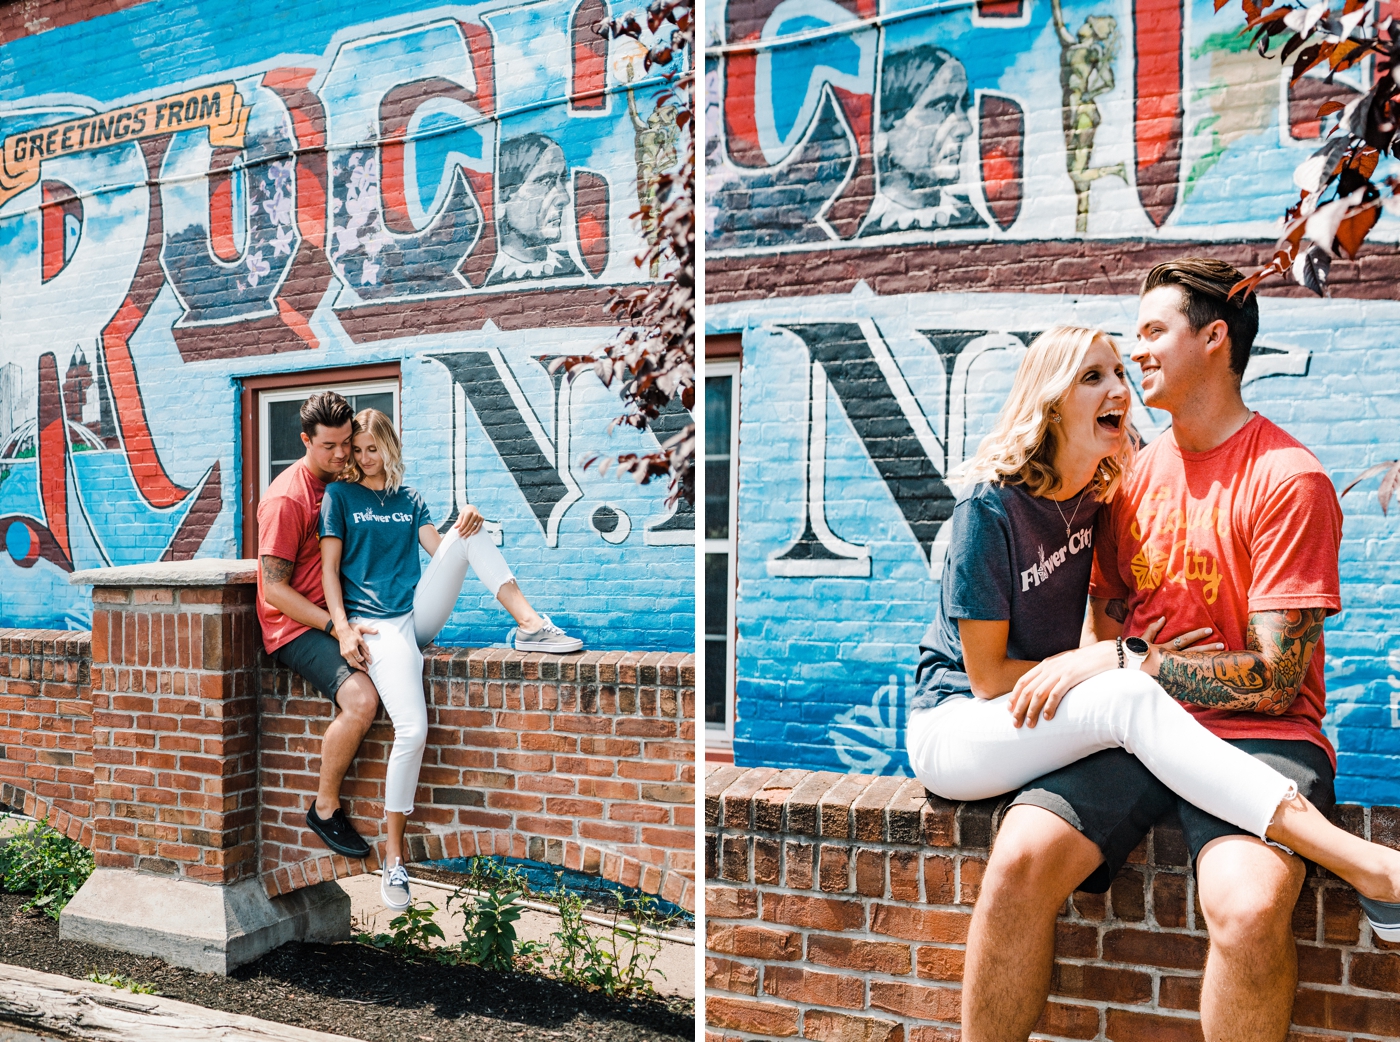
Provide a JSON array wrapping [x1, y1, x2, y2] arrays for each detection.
[[1151, 607, 1326, 715], [453, 506, 485, 538], [335, 621, 378, 672], [1009, 618, 1221, 728]]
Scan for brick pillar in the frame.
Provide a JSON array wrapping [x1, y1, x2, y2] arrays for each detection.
[[86, 563, 260, 883], [63, 560, 348, 975]]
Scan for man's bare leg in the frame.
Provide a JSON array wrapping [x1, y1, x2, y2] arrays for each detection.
[[314, 672, 379, 819], [963, 806, 1104, 1042], [1196, 834, 1306, 1042]]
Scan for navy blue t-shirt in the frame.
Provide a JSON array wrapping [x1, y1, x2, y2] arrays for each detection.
[[911, 481, 1101, 711], [318, 481, 432, 619]]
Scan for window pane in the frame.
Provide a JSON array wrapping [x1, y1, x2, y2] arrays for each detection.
[[349, 391, 394, 420], [268, 399, 305, 482], [705, 375, 731, 456], [705, 637, 727, 725], [705, 459, 730, 540], [705, 552, 728, 635]]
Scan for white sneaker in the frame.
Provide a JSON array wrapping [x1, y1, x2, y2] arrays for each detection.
[[513, 615, 583, 654], [380, 859, 411, 911]]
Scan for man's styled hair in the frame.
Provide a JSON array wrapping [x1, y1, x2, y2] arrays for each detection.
[[299, 391, 354, 438], [878, 44, 966, 133], [1141, 258, 1259, 377]]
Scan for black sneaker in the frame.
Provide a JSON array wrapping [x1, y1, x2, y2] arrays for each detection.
[[306, 802, 372, 858]]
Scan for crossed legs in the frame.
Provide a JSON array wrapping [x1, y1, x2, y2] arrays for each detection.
[[314, 670, 379, 822], [966, 806, 1306, 1042]]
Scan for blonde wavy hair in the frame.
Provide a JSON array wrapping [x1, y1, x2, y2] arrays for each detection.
[[343, 408, 405, 492], [953, 325, 1136, 501]]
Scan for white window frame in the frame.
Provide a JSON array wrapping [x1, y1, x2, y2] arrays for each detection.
[[705, 361, 741, 750], [257, 378, 400, 497]]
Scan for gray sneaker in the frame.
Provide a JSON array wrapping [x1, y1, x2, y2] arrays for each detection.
[[513, 615, 583, 654], [380, 859, 411, 911]]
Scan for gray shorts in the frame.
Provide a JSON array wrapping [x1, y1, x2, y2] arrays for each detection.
[[270, 627, 355, 702], [1010, 738, 1336, 893]]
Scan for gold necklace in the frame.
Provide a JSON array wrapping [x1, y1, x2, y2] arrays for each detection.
[[1053, 490, 1082, 539]]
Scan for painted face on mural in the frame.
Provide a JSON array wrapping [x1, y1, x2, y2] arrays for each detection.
[[880, 57, 973, 207], [1133, 285, 1230, 412], [499, 140, 569, 260]]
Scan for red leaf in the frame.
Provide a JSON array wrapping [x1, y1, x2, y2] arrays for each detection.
[[1382, 461, 1400, 514], [1316, 100, 1347, 117], [1334, 200, 1381, 257]]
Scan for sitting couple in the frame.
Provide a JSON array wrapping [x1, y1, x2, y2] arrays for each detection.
[[256, 392, 581, 912], [907, 257, 1400, 1042]]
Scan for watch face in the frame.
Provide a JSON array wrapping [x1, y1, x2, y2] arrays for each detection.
[[1125, 636, 1150, 655]]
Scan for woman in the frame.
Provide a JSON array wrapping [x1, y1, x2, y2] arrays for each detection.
[[319, 409, 582, 911], [905, 325, 1400, 936]]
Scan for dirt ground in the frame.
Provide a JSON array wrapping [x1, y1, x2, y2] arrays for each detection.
[[0, 894, 692, 1042]]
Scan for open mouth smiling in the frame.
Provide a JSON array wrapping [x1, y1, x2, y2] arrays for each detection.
[[1097, 408, 1124, 431]]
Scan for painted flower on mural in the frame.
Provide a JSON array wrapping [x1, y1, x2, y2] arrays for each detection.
[[244, 250, 270, 287], [228, 156, 298, 294], [330, 152, 396, 286]]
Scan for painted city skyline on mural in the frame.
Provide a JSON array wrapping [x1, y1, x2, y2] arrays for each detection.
[[705, 0, 1400, 252], [0, 0, 693, 650]]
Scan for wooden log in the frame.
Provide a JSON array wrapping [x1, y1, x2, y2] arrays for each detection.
[[0, 961, 361, 1041]]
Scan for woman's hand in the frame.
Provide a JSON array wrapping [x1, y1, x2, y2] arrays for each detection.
[[1007, 641, 1119, 729], [453, 506, 485, 539], [335, 620, 378, 672], [1007, 618, 1224, 728]]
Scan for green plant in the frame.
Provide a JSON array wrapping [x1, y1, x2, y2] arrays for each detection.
[[85, 972, 156, 995], [355, 901, 445, 959], [458, 856, 532, 898], [0, 816, 94, 919], [450, 887, 526, 972], [545, 884, 675, 997]]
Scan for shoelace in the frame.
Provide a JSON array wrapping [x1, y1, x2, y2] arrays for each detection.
[[387, 862, 409, 886]]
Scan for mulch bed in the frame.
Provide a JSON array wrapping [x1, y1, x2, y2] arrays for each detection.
[[0, 894, 692, 1041]]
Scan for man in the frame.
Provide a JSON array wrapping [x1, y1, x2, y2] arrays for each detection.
[[961, 258, 1344, 1042], [258, 391, 380, 859], [860, 43, 985, 234]]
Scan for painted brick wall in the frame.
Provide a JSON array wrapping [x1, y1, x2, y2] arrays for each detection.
[[0, 0, 693, 651], [706, 764, 1400, 1042], [704, 0, 1400, 802], [0, 598, 696, 909]]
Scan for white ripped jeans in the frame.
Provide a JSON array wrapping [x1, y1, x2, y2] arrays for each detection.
[[905, 668, 1298, 841], [356, 528, 516, 815]]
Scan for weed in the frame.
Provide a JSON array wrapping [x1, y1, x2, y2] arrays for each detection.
[[86, 972, 156, 995], [449, 887, 525, 971], [0, 817, 94, 919], [545, 884, 676, 997], [355, 901, 445, 959]]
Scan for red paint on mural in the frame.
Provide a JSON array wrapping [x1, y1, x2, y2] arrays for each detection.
[[1134, 0, 1183, 227]]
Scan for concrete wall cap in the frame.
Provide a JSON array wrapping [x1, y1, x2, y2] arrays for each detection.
[[69, 559, 259, 588]]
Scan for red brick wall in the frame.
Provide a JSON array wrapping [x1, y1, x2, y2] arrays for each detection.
[[0, 629, 93, 847], [260, 647, 696, 909], [706, 764, 1400, 1042], [0, 610, 695, 912]]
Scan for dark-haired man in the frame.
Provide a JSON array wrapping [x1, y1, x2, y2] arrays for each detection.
[[257, 391, 379, 859], [961, 258, 1344, 1042]]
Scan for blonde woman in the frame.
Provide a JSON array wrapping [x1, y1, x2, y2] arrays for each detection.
[[319, 409, 581, 909], [905, 326, 1400, 925]]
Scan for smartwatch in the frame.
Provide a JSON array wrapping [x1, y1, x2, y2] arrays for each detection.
[[1123, 636, 1150, 670], [324, 618, 336, 636]]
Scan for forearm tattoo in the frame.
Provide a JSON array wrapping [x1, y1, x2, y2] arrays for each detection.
[[1156, 608, 1325, 715], [261, 555, 294, 585], [1105, 599, 1128, 623]]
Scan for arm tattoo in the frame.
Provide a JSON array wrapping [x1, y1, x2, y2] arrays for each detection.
[[1156, 608, 1325, 715], [261, 555, 294, 585], [1105, 599, 1128, 623]]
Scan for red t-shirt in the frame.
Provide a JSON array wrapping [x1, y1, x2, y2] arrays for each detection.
[[1090, 414, 1343, 766], [256, 459, 329, 653]]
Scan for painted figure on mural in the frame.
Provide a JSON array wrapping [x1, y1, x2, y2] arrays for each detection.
[[861, 44, 986, 235], [486, 132, 582, 285], [626, 69, 680, 277], [1052, 0, 1127, 233]]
